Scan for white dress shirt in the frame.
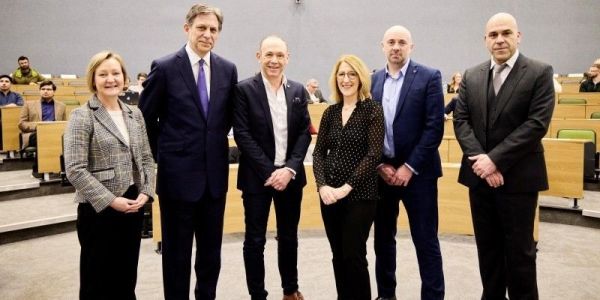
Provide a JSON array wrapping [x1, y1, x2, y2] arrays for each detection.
[[261, 74, 289, 167], [186, 43, 212, 98]]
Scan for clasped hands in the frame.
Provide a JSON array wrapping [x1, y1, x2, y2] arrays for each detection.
[[264, 168, 294, 191], [468, 154, 503, 188], [378, 164, 413, 186], [110, 193, 149, 213], [319, 184, 352, 205]]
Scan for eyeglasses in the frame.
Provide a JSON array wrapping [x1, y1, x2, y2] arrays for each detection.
[[337, 71, 358, 80]]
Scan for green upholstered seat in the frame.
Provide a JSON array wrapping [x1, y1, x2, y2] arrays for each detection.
[[558, 98, 587, 104]]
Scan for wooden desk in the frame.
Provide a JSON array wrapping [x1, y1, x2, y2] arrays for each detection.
[[444, 118, 455, 137], [552, 104, 586, 119], [550, 119, 600, 144], [540, 138, 585, 200], [1, 106, 22, 151], [558, 93, 600, 105], [36, 121, 67, 176], [561, 82, 580, 93], [444, 93, 457, 105], [308, 104, 328, 131]]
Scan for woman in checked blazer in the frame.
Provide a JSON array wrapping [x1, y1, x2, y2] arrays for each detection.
[[64, 51, 155, 300]]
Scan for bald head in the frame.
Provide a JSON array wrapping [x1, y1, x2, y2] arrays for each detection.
[[381, 25, 414, 71], [485, 12, 521, 64], [258, 35, 288, 52]]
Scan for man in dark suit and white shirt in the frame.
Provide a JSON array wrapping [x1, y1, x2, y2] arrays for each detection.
[[371, 25, 445, 300], [233, 35, 311, 300], [453, 12, 555, 300], [139, 4, 237, 299]]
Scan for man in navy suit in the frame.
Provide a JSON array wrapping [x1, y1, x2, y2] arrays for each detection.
[[233, 35, 311, 300], [139, 4, 237, 300], [454, 13, 554, 299], [371, 25, 445, 300]]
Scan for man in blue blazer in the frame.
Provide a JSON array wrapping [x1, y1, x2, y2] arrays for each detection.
[[139, 4, 237, 300], [371, 25, 445, 300], [233, 35, 311, 300]]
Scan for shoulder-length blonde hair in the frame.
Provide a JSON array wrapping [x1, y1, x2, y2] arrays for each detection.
[[328, 54, 371, 103], [86, 51, 128, 94]]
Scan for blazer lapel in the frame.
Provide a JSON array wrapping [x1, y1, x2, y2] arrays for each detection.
[[284, 81, 293, 133], [478, 64, 491, 130], [176, 48, 205, 121], [394, 62, 417, 120], [492, 55, 527, 123], [89, 96, 129, 146], [254, 75, 275, 141], [372, 70, 384, 104]]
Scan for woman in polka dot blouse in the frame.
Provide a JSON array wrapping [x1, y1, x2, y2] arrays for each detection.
[[312, 54, 385, 299]]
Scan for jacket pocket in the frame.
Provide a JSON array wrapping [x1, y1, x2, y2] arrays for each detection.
[[90, 168, 115, 182]]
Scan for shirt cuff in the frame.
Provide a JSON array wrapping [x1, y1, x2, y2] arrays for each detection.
[[284, 167, 296, 180], [405, 163, 419, 175]]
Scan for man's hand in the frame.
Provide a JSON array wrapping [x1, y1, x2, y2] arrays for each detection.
[[469, 154, 497, 178], [264, 168, 293, 191], [485, 170, 504, 188], [378, 164, 396, 185], [390, 164, 413, 186]]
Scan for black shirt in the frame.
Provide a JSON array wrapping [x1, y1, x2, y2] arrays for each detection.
[[579, 80, 600, 92], [313, 99, 384, 201]]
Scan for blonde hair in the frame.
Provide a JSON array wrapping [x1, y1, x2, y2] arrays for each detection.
[[449, 72, 462, 86], [86, 51, 128, 94], [328, 54, 371, 103]]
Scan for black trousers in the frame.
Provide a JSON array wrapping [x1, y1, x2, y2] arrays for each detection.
[[242, 187, 303, 300], [160, 192, 226, 300], [77, 185, 143, 300], [469, 185, 539, 300], [321, 199, 376, 300]]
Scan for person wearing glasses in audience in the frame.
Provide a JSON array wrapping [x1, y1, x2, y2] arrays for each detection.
[[305, 78, 327, 104], [64, 51, 156, 300], [313, 54, 384, 300]]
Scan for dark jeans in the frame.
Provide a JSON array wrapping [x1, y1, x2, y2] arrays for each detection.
[[160, 192, 226, 300], [374, 178, 445, 300], [469, 185, 539, 300], [242, 187, 303, 300], [321, 199, 376, 300], [77, 185, 143, 300]]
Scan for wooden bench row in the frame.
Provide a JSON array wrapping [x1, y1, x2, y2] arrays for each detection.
[[152, 163, 539, 242]]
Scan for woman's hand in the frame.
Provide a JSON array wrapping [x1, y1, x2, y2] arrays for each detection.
[[332, 184, 352, 200], [109, 194, 149, 213], [319, 185, 337, 205]]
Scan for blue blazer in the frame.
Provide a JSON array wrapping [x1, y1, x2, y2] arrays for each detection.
[[139, 47, 238, 201], [371, 60, 445, 179], [233, 74, 312, 193]]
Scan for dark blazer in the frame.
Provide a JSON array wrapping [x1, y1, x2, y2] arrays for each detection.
[[139, 47, 238, 201], [371, 60, 445, 179], [233, 74, 312, 193], [453, 54, 555, 192]]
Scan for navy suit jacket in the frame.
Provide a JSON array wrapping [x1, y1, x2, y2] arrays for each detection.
[[233, 74, 311, 193], [139, 47, 238, 201], [453, 54, 554, 192], [371, 60, 445, 179]]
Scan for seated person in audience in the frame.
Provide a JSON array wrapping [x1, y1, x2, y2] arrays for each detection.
[[305, 78, 327, 104], [0, 75, 24, 107], [446, 72, 462, 93], [12, 56, 46, 85], [19, 80, 67, 148], [580, 65, 600, 92], [127, 72, 147, 93], [444, 96, 458, 120]]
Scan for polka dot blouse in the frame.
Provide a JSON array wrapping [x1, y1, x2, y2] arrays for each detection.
[[313, 99, 385, 201]]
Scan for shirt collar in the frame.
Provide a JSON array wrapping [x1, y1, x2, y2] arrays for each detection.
[[185, 42, 211, 68], [385, 58, 411, 79], [490, 50, 519, 70], [261, 73, 288, 90]]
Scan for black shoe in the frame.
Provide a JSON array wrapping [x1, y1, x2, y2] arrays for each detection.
[[31, 171, 43, 179], [375, 297, 397, 300]]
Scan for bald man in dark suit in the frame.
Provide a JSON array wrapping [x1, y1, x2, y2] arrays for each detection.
[[453, 13, 555, 300]]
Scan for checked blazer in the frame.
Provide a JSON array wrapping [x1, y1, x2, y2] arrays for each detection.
[[64, 96, 156, 212]]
